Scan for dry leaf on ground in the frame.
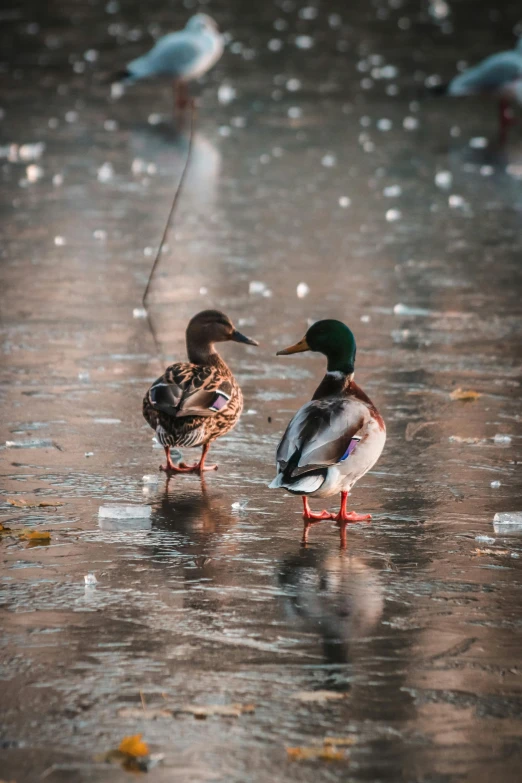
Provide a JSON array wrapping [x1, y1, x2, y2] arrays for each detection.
[[97, 734, 161, 772], [118, 707, 173, 719], [405, 421, 437, 442], [293, 690, 347, 703], [475, 548, 510, 556], [18, 530, 51, 541], [286, 746, 348, 761], [7, 498, 63, 508], [450, 388, 481, 402], [177, 703, 255, 718], [118, 735, 149, 757]]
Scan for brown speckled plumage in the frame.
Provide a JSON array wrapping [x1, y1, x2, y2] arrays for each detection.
[[142, 310, 257, 473]]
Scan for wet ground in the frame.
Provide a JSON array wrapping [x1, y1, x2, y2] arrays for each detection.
[[2, 0, 522, 780]]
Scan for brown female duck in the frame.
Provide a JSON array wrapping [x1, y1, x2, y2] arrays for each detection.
[[143, 310, 258, 474]]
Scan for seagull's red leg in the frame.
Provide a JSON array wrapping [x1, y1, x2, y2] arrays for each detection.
[[499, 98, 515, 144]]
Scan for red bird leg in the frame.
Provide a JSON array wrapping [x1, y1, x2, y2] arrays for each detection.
[[160, 447, 194, 473], [178, 443, 218, 474], [302, 497, 333, 542], [498, 99, 514, 144], [333, 491, 372, 549], [173, 80, 190, 111]]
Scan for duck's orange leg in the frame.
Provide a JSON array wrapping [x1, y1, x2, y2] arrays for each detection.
[[302, 496, 333, 544], [160, 447, 195, 473], [333, 491, 372, 548], [178, 443, 218, 474]]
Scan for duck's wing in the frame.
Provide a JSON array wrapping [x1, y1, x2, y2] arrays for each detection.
[[276, 398, 366, 478], [148, 364, 234, 419], [448, 51, 522, 95]]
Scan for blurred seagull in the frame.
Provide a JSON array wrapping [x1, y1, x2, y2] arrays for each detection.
[[431, 39, 522, 142], [113, 14, 224, 109]]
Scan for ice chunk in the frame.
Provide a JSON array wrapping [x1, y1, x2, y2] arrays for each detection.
[[385, 209, 401, 222], [19, 142, 45, 161], [338, 196, 351, 208], [65, 111, 79, 123], [98, 504, 152, 519], [296, 282, 310, 298], [377, 118, 392, 131], [295, 35, 313, 49], [97, 162, 114, 182], [133, 307, 147, 319], [268, 38, 283, 52], [448, 194, 465, 208], [85, 452, 94, 457], [491, 480, 501, 488], [78, 370, 90, 381], [299, 6, 318, 20], [288, 106, 302, 119], [435, 170, 452, 189], [93, 418, 121, 424], [104, 119, 118, 131], [286, 78, 301, 92], [360, 314, 371, 323], [143, 474, 160, 485], [84, 49, 98, 62], [84, 573, 97, 585], [393, 303, 432, 316], [148, 113, 162, 125], [93, 229, 107, 240], [403, 116, 419, 130], [383, 185, 401, 197], [54, 235, 66, 246], [231, 500, 249, 511], [450, 125, 461, 137], [199, 286, 208, 295], [111, 82, 124, 99], [321, 153, 336, 167], [26, 164, 44, 182], [218, 84, 236, 104], [249, 280, 271, 296], [5, 438, 54, 448], [469, 136, 487, 149], [493, 513, 522, 536], [494, 434, 511, 445], [475, 535, 495, 544], [52, 174, 63, 187]]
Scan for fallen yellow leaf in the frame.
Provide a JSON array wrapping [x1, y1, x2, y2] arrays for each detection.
[[18, 530, 51, 541], [474, 548, 510, 557], [0, 523, 13, 534], [286, 746, 347, 761], [450, 388, 481, 402], [118, 734, 149, 758], [293, 690, 347, 703]]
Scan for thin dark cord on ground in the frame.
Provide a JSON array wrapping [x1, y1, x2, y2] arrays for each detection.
[[143, 102, 196, 367]]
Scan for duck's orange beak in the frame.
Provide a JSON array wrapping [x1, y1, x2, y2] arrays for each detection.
[[276, 336, 310, 356]]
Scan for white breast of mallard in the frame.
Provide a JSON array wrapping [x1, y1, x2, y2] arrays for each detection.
[[313, 405, 386, 498]]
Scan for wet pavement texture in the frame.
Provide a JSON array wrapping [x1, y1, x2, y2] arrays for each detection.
[[2, 0, 522, 780]]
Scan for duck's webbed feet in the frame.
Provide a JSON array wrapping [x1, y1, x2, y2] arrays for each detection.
[[161, 444, 217, 475], [302, 497, 333, 544], [333, 491, 372, 548]]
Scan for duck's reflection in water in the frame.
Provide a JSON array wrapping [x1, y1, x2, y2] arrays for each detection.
[[278, 548, 384, 665]]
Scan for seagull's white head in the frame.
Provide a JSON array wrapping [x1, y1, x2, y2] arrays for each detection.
[[186, 14, 219, 35]]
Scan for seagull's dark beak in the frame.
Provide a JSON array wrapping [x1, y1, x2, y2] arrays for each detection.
[[231, 330, 258, 346], [276, 336, 310, 356]]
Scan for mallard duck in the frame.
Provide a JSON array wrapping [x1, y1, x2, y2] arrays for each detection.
[[269, 319, 386, 547], [112, 14, 224, 110], [143, 310, 257, 474]]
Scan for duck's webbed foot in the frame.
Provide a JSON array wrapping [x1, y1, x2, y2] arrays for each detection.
[[160, 447, 193, 473], [168, 443, 218, 475], [301, 497, 333, 543], [333, 491, 372, 548]]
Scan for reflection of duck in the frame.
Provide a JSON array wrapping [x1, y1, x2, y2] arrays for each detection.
[[278, 549, 384, 664]]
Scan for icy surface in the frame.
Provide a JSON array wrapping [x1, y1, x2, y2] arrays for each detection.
[[98, 504, 152, 519]]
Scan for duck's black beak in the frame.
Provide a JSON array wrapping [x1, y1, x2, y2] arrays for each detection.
[[276, 336, 310, 355], [231, 330, 258, 346]]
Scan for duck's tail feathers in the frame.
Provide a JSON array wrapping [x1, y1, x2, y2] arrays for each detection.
[[269, 469, 326, 495]]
